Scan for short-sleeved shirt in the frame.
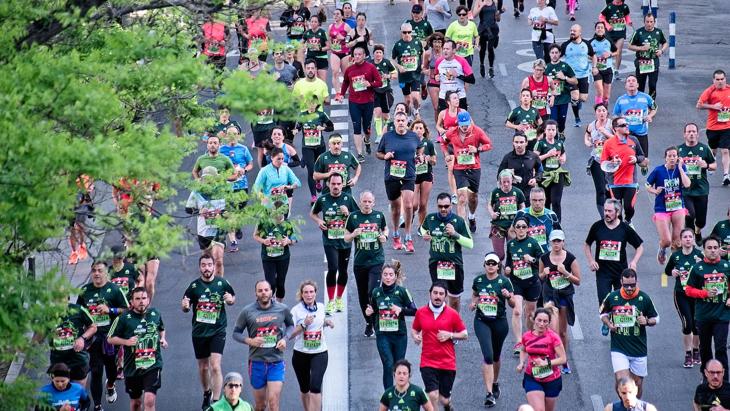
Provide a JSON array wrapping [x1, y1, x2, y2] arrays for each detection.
[[269, 63, 298, 87], [601, 3, 631, 33], [677, 143, 715, 197], [313, 150, 360, 193], [612, 92, 656, 136], [298, 110, 331, 149], [108, 308, 165, 377], [527, 6, 558, 43], [506, 106, 541, 141], [711, 220, 730, 260], [373, 58, 397, 92], [505, 237, 543, 284], [77, 282, 129, 336], [407, 19, 434, 45], [303, 28, 328, 60], [186, 191, 226, 237], [219, 144, 254, 190], [665, 248, 704, 293], [698, 85, 730, 131], [392, 39, 423, 82], [345, 210, 387, 268], [472, 274, 514, 320], [600, 135, 645, 187], [194, 153, 234, 176], [420, 212, 471, 265], [600, 290, 658, 357], [490, 187, 526, 229], [256, 219, 296, 261], [377, 130, 421, 181], [445, 21, 479, 58], [545, 61, 575, 106], [522, 329, 562, 382], [39, 382, 90, 411], [109, 262, 140, 298], [292, 78, 330, 109], [50, 304, 94, 369], [412, 305, 466, 370], [694, 382, 730, 410], [416, 138, 437, 176], [380, 384, 429, 410], [370, 285, 415, 334], [590, 36, 617, 72], [183, 277, 235, 338], [585, 221, 643, 277], [560, 39, 595, 79], [646, 164, 687, 213], [311, 192, 360, 249], [435, 56, 473, 99], [687, 259, 730, 322], [234, 301, 294, 362], [630, 27, 667, 71], [534, 138, 565, 171]]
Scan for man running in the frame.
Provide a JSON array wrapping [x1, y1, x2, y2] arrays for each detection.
[[313, 134, 361, 195], [585, 199, 644, 335], [377, 111, 420, 253], [628, 13, 667, 100], [233, 280, 294, 411], [77, 261, 128, 411], [694, 359, 730, 409], [677, 123, 717, 239], [613, 75, 656, 167], [560, 24, 595, 127], [108, 287, 167, 411], [441, 111, 492, 231], [49, 304, 97, 387], [292, 59, 330, 108], [412, 282, 468, 411], [420, 193, 474, 312], [192, 135, 235, 180], [435, 39, 474, 111], [344, 190, 389, 337], [310, 174, 360, 314], [182, 254, 236, 409], [392, 23, 424, 117], [514, 188, 560, 253], [697, 69, 730, 186], [497, 134, 543, 196], [600, 268, 658, 399]]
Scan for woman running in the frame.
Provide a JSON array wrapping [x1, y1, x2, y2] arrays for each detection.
[[488, 170, 526, 261], [244, 9, 271, 62], [584, 103, 613, 217], [534, 120, 566, 220], [436, 90, 466, 204], [296, 98, 334, 204], [290, 280, 334, 411], [423, 33, 445, 121], [517, 308, 567, 411], [412, 120, 437, 227], [445, 6, 479, 66], [365, 261, 417, 389], [590, 21, 618, 106], [253, 146, 301, 210], [599, 0, 632, 80], [379, 359, 433, 411], [348, 13, 373, 58], [473, 0, 501, 79], [521, 59, 551, 122], [538, 229, 580, 374], [469, 252, 515, 407], [506, 88, 543, 151], [254, 208, 297, 301], [646, 146, 691, 265], [664, 227, 703, 368], [328, 9, 351, 93], [545, 44, 577, 137], [303, 15, 330, 82], [426, 0, 452, 35], [372, 44, 397, 144]]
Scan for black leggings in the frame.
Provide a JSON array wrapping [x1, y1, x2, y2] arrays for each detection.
[[698, 320, 729, 380], [354, 264, 382, 323], [609, 186, 637, 223], [636, 69, 659, 100], [544, 182, 564, 221], [589, 159, 608, 218], [325, 247, 351, 290], [89, 338, 118, 406], [303, 146, 326, 196], [262, 258, 290, 299], [474, 317, 509, 365], [478, 34, 497, 68], [684, 194, 709, 230], [292, 350, 329, 393], [674, 291, 697, 336], [596, 272, 621, 306]]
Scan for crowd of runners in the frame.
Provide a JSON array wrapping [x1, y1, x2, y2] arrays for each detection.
[[38, 0, 730, 410]]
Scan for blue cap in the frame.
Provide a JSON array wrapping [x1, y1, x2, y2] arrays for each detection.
[[457, 111, 471, 126]]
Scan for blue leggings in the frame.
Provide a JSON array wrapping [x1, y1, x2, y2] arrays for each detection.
[[376, 333, 408, 389], [550, 103, 569, 133], [348, 101, 374, 135]]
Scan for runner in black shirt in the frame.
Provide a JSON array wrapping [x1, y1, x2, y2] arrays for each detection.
[[694, 360, 730, 410]]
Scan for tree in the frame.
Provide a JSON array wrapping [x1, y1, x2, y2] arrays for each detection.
[[0, 1, 302, 408]]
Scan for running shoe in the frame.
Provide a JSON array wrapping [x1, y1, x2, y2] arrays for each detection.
[[574, 118, 582, 127], [492, 383, 501, 399], [518, 0, 524, 12], [228, 241, 239, 253], [614, 72, 622, 81], [724, 174, 730, 186], [392, 236, 403, 250], [513, 341, 522, 357], [106, 382, 117, 403], [413, 108, 420, 119], [601, 323, 610, 336], [364, 323, 374, 338], [640, 166, 648, 176], [325, 300, 336, 316], [363, 134, 371, 145], [405, 239, 415, 254], [693, 349, 701, 365], [421, 84, 428, 101], [468, 218, 477, 233], [365, 143, 371, 154], [513, 10, 520, 17], [451, 194, 458, 204], [78, 243, 89, 261], [357, 154, 366, 163], [480, 64, 486, 78], [202, 390, 212, 409], [569, 13, 576, 21], [484, 392, 497, 407], [235, 229, 243, 240], [657, 247, 667, 265], [489, 67, 495, 78], [335, 297, 345, 312], [93, 406, 104, 411], [562, 364, 572, 374], [68, 251, 79, 265], [684, 351, 693, 368]]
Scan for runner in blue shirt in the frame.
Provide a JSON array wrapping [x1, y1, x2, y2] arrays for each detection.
[[613, 75, 657, 170], [590, 22, 618, 106], [38, 363, 91, 411], [219, 127, 254, 252], [560, 24, 595, 128]]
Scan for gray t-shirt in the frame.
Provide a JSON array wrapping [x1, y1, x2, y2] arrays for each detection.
[[234, 301, 294, 362], [270, 63, 299, 87], [425, 0, 452, 31]]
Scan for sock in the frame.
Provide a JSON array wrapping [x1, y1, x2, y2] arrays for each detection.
[[594, 96, 603, 105], [392, 231, 400, 238], [468, 212, 475, 219], [572, 102, 581, 120], [336, 286, 346, 298], [374, 117, 383, 138], [327, 286, 336, 300], [404, 234, 412, 241]]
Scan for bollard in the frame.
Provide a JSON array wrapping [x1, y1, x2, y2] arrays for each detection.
[[669, 11, 676, 69]]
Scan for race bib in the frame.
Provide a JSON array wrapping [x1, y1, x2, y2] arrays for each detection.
[[594, 140, 604, 157], [704, 273, 727, 298], [532, 363, 553, 379], [526, 225, 546, 246], [532, 96, 548, 110], [352, 75, 368, 92], [718, 109, 730, 123], [599, 240, 621, 261], [612, 305, 636, 328], [359, 223, 379, 243], [625, 110, 643, 126], [552, 79, 564, 95], [134, 346, 156, 370], [327, 219, 346, 239], [327, 163, 348, 180], [380, 72, 390, 88], [596, 56, 608, 71], [303, 330, 322, 350], [477, 293, 498, 317], [258, 327, 278, 348], [610, 18, 626, 31], [303, 127, 322, 147], [257, 109, 274, 124], [270, 186, 288, 204], [549, 271, 570, 290], [545, 155, 560, 169], [402, 56, 418, 72], [266, 238, 285, 257], [524, 126, 537, 141], [53, 328, 75, 351], [389, 160, 407, 178], [437, 261, 456, 280], [512, 259, 533, 280], [679, 270, 690, 288], [88, 304, 110, 327], [456, 149, 475, 165], [415, 157, 429, 175], [330, 40, 342, 52], [291, 23, 305, 36], [306, 37, 321, 51], [378, 309, 399, 332], [664, 191, 682, 212], [111, 277, 130, 296], [195, 300, 220, 324], [498, 196, 517, 217], [455, 41, 470, 56], [638, 59, 655, 74], [684, 157, 701, 176]]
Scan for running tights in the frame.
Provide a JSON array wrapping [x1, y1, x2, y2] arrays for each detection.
[[674, 291, 697, 336], [545, 182, 564, 221], [376, 333, 408, 389], [354, 264, 382, 323], [262, 257, 290, 299], [550, 103, 569, 133], [303, 147, 326, 196], [589, 159, 608, 218], [474, 317, 509, 364], [697, 320, 729, 380], [324, 247, 351, 299], [89, 339, 118, 407], [596, 273, 621, 306], [609, 186, 637, 223], [292, 350, 329, 393], [636, 69, 659, 101], [684, 195, 709, 231], [478, 36, 497, 69]]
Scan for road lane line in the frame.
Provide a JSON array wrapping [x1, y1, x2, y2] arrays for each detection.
[[661, 274, 668, 287], [322, 270, 349, 410], [333, 122, 350, 130], [499, 63, 508, 77], [330, 109, 350, 118], [570, 314, 584, 341], [591, 394, 604, 411]]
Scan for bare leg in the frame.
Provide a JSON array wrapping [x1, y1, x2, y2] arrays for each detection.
[[402, 190, 415, 236]]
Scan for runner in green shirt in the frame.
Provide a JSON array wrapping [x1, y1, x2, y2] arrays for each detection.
[[193, 135, 235, 179], [253, 207, 297, 301], [379, 359, 432, 411], [182, 254, 236, 408], [407, 5, 434, 46], [627, 14, 667, 99], [445, 6, 479, 64], [711, 210, 730, 261], [487, 171, 526, 261], [49, 303, 96, 384], [506, 89, 543, 150], [677, 123, 716, 238], [392, 23, 424, 115], [109, 245, 141, 299], [546, 44, 578, 135], [313, 134, 361, 194]]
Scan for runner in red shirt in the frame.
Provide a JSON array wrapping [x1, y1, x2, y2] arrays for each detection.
[[696, 69, 730, 186], [412, 282, 468, 411], [521, 59, 552, 122]]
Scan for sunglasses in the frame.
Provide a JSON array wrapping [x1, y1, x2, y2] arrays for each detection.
[[615, 123, 628, 128], [485, 261, 499, 266], [437, 204, 451, 209], [514, 225, 528, 229], [458, 13, 468, 16], [622, 283, 637, 289], [402, 31, 412, 34], [226, 383, 242, 388]]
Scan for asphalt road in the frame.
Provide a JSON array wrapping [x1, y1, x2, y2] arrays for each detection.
[[32, 1, 730, 410]]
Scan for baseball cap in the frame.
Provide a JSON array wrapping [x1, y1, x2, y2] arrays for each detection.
[[412, 4, 423, 13], [457, 111, 471, 126], [224, 372, 244, 385], [549, 230, 566, 242], [484, 253, 500, 264]]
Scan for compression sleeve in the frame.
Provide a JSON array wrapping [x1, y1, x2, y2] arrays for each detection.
[[684, 285, 709, 299]]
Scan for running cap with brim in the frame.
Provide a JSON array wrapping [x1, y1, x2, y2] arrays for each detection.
[[457, 111, 471, 126], [484, 253, 501, 264], [224, 372, 244, 385], [549, 229, 566, 241], [111, 245, 126, 259], [412, 4, 423, 13]]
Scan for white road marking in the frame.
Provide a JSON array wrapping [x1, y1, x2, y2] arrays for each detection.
[[570, 314, 584, 341], [591, 394, 604, 411], [339, 134, 349, 142], [342, 146, 349, 152], [333, 122, 350, 130], [322, 270, 350, 410], [330, 109, 350, 118], [511, 37, 569, 45], [508, 99, 517, 110], [499, 63, 508, 77]]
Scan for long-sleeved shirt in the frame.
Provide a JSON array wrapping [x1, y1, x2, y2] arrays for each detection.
[[252, 163, 301, 196], [498, 150, 543, 195], [340, 61, 382, 104], [442, 125, 492, 170]]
